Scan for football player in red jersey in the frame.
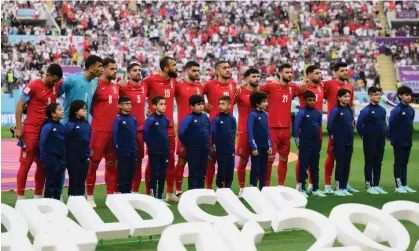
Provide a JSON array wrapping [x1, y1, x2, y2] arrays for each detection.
[[235, 68, 260, 197], [86, 58, 120, 207], [323, 62, 358, 194], [14, 64, 63, 200], [204, 61, 237, 189], [118, 63, 147, 193], [174, 61, 204, 196], [294, 65, 325, 193], [259, 63, 302, 186], [143, 57, 179, 202]]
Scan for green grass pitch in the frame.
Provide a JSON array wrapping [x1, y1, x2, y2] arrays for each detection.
[[1, 126, 419, 250]]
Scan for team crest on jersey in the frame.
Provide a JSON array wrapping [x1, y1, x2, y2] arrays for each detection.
[[170, 80, 174, 88], [196, 88, 200, 95], [52, 86, 56, 95], [90, 150, 95, 156], [23, 87, 30, 94], [141, 86, 145, 93], [22, 152, 27, 158], [113, 87, 117, 94], [229, 84, 232, 91]]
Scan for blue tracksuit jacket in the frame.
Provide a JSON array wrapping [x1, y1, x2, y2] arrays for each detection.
[[247, 109, 271, 151], [40, 119, 66, 165], [356, 103, 386, 138], [143, 113, 169, 155], [113, 113, 138, 156], [327, 105, 354, 145], [65, 119, 91, 157], [388, 103, 415, 147], [293, 107, 322, 146], [178, 112, 210, 150], [211, 112, 237, 154]]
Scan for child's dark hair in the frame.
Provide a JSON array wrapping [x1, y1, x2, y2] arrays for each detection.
[[118, 96, 131, 104], [337, 88, 351, 104], [368, 86, 382, 95], [218, 95, 231, 104], [250, 91, 268, 108], [397, 86, 413, 100], [189, 94, 205, 106], [46, 103, 60, 120], [303, 91, 316, 100], [152, 95, 165, 105], [69, 100, 87, 121]]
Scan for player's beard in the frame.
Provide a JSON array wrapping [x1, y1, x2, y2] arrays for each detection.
[[311, 78, 321, 84], [338, 76, 348, 82], [282, 76, 292, 83], [168, 71, 178, 78], [249, 81, 259, 88], [188, 74, 199, 82]]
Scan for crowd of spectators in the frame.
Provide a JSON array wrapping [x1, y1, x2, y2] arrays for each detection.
[[1, 0, 417, 93]]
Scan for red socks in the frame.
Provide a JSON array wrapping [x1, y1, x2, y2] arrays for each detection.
[[266, 161, 273, 186], [175, 162, 186, 192], [277, 160, 288, 186], [324, 154, 335, 186], [205, 159, 216, 189], [237, 162, 247, 188]]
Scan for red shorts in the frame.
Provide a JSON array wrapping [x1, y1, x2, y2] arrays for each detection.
[[236, 133, 251, 159], [136, 132, 145, 159], [90, 131, 116, 162], [270, 127, 291, 156], [176, 139, 187, 158], [19, 132, 41, 165]]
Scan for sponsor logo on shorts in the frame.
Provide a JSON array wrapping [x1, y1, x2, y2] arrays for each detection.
[[22, 152, 27, 158], [180, 147, 184, 152], [90, 150, 94, 156]]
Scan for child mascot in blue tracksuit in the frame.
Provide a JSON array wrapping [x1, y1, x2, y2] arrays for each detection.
[[327, 88, 354, 197], [356, 87, 387, 195], [211, 96, 237, 189], [39, 103, 65, 199], [247, 91, 272, 190], [178, 95, 210, 190], [389, 86, 416, 193], [113, 96, 138, 194], [143, 95, 170, 200], [293, 91, 325, 197], [65, 100, 91, 196]]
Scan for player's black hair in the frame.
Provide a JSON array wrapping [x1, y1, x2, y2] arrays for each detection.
[[337, 88, 351, 104], [69, 100, 87, 121], [189, 94, 205, 106], [244, 68, 259, 78], [46, 103, 61, 120], [103, 57, 116, 67], [46, 64, 63, 79], [118, 96, 132, 104], [333, 62, 348, 72], [84, 55, 103, 70], [152, 95, 165, 105], [397, 85, 413, 100], [305, 65, 320, 75], [303, 91, 316, 100], [127, 63, 141, 72], [215, 60, 229, 69], [250, 91, 268, 108], [160, 56, 175, 70], [367, 86, 382, 95], [278, 63, 292, 72], [218, 95, 231, 104], [184, 61, 200, 70]]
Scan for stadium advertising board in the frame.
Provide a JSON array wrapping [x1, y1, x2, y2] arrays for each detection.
[[396, 11, 419, 19], [398, 66, 419, 94], [2, 188, 419, 251]]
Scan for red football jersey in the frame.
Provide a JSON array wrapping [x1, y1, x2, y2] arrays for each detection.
[[324, 79, 354, 117], [204, 79, 237, 121], [259, 82, 301, 128], [22, 79, 62, 133], [235, 86, 254, 133], [91, 80, 119, 132], [119, 81, 148, 131], [175, 81, 204, 124], [298, 83, 324, 112], [143, 74, 176, 127]]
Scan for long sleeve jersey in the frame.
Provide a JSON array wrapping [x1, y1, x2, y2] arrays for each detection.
[[211, 112, 237, 154], [65, 119, 91, 157], [143, 113, 169, 155], [178, 112, 210, 150], [293, 107, 322, 146], [113, 113, 138, 156], [356, 103, 386, 138], [388, 103, 415, 147], [247, 109, 272, 151]]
